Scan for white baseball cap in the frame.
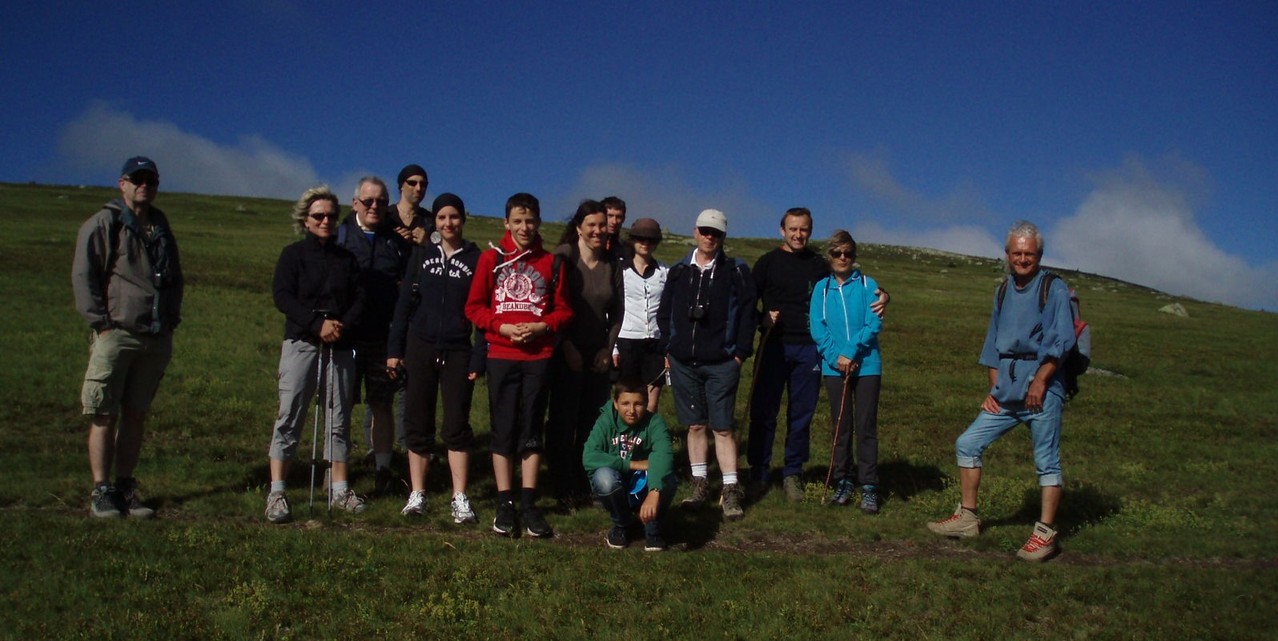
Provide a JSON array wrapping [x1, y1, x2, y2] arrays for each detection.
[[695, 209, 727, 233]]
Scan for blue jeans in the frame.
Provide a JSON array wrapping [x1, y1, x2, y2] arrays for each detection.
[[747, 341, 821, 481], [589, 467, 676, 537], [955, 392, 1064, 486]]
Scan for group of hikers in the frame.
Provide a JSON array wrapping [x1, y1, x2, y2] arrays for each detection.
[[73, 156, 1076, 561]]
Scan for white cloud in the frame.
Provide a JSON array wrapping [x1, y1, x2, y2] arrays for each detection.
[[844, 152, 995, 224], [851, 221, 1003, 259], [1049, 160, 1278, 310], [57, 103, 321, 199], [560, 163, 774, 237]]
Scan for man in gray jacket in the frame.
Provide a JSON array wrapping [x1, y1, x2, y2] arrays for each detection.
[[72, 156, 183, 519]]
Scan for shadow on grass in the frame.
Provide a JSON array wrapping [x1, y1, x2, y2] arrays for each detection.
[[986, 480, 1124, 537], [667, 502, 724, 551]]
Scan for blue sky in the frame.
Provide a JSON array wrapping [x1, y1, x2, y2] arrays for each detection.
[[3, 1, 1276, 309]]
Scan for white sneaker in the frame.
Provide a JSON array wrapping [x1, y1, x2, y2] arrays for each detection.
[[450, 492, 477, 524], [401, 490, 425, 516]]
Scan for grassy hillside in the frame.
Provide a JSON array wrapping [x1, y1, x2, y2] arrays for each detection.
[[2, 182, 1276, 640]]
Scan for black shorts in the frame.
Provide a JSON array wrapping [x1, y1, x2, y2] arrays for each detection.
[[354, 340, 397, 405], [615, 338, 666, 388], [486, 358, 550, 456]]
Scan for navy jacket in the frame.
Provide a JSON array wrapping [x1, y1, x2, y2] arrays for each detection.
[[337, 214, 411, 343], [658, 250, 757, 364]]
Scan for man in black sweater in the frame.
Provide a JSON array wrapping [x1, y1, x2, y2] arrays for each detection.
[[748, 208, 889, 502]]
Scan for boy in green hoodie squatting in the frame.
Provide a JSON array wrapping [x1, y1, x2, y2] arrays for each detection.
[[582, 379, 677, 551]]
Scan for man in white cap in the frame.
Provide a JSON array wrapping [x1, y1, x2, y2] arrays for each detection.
[[657, 209, 757, 520]]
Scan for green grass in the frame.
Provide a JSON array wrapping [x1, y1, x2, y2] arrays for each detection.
[[3, 182, 1277, 639]]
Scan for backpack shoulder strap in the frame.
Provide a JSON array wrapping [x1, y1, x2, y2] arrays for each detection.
[[996, 278, 1010, 311], [1038, 272, 1060, 313]]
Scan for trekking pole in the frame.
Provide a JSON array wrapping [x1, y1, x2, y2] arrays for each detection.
[[325, 343, 335, 516], [308, 343, 325, 514], [742, 323, 775, 432], [822, 374, 851, 504]]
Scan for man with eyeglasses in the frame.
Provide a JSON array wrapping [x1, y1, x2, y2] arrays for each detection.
[[338, 177, 411, 495], [657, 209, 757, 520], [746, 208, 890, 503], [73, 156, 184, 519]]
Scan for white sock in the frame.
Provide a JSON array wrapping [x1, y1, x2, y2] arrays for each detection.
[[270, 480, 286, 493], [331, 480, 349, 494], [722, 472, 738, 486], [691, 463, 708, 479]]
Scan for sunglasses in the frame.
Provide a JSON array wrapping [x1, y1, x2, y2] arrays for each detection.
[[357, 197, 389, 208], [126, 174, 159, 187], [308, 213, 339, 222], [697, 227, 724, 238], [404, 179, 426, 187], [828, 249, 855, 259]]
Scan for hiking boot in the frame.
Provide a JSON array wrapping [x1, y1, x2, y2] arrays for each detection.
[[450, 492, 477, 524], [782, 475, 805, 503], [401, 490, 425, 517], [522, 506, 554, 538], [117, 480, 155, 519], [265, 491, 291, 523], [606, 525, 629, 549], [927, 504, 980, 538], [644, 531, 668, 552], [682, 476, 710, 507], [89, 485, 124, 519], [720, 483, 745, 521], [859, 485, 880, 515], [830, 478, 854, 506], [330, 488, 367, 513], [492, 500, 517, 536], [1017, 521, 1059, 562]]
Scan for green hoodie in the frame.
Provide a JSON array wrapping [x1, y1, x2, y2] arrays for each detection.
[[581, 400, 675, 492]]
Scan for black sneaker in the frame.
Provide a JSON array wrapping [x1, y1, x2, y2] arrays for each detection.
[[522, 506, 554, 538], [89, 484, 124, 518], [492, 500, 517, 536], [120, 487, 156, 519], [606, 525, 629, 549], [643, 532, 668, 552]]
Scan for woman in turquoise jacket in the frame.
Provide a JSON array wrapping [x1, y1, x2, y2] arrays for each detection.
[[809, 230, 884, 513]]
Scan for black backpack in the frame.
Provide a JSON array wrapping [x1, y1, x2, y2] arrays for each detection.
[[997, 272, 1092, 400]]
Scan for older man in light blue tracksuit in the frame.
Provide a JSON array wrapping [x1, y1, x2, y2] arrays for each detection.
[[928, 220, 1076, 562]]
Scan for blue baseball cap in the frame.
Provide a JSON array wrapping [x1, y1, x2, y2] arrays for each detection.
[[121, 156, 159, 177]]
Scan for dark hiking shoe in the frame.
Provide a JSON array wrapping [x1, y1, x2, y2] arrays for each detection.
[[682, 476, 710, 507], [720, 483, 745, 521], [830, 479, 854, 506], [89, 485, 124, 519], [644, 531, 669, 552], [120, 487, 156, 519], [859, 485, 881, 515]]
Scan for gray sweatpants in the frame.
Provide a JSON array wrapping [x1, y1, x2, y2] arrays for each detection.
[[269, 339, 356, 462]]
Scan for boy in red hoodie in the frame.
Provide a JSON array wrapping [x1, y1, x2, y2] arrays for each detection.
[[465, 193, 573, 537]]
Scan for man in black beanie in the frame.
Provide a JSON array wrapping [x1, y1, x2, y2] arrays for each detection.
[[392, 164, 434, 246]]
